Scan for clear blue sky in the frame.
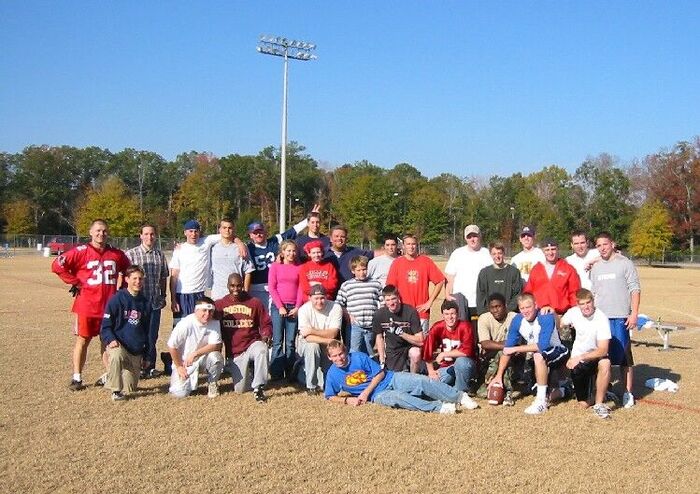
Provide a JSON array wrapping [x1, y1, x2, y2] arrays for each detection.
[[1, 1, 698, 178]]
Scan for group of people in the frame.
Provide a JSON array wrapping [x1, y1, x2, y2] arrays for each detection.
[[52, 210, 641, 418]]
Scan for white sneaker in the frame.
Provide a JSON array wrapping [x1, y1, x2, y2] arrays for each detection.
[[207, 382, 220, 398], [439, 402, 457, 414], [460, 393, 479, 410], [524, 399, 548, 415], [622, 392, 635, 408]]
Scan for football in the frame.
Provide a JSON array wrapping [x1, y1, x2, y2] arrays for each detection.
[[487, 383, 505, 405]]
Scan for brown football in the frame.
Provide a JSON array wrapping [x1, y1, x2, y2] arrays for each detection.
[[487, 383, 505, 405]]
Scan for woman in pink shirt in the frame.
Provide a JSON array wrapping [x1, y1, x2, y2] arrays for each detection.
[[268, 240, 304, 380]]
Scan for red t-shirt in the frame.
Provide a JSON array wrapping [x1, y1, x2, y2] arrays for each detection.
[[422, 319, 476, 365], [52, 243, 131, 318], [299, 259, 339, 300], [386, 255, 446, 319]]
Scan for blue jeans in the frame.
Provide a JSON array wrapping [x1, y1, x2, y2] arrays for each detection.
[[373, 372, 463, 413], [350, 324, 374, 355], [437, 356, 476, 392], [270, 303, 298, 379], [145, 308, 161, 370]]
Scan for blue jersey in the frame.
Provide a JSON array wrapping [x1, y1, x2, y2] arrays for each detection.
[[247, 226, 299, 285], [324, 351, 392, 400]]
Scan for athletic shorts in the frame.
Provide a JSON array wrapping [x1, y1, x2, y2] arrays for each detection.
[[74, 315, 102, 338], [570, 358, 609, 402], [542, 345, 570, 369], [608, 318, 631, 366]]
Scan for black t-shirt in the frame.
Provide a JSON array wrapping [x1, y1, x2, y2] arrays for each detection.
[[372, 304, 421, 371]]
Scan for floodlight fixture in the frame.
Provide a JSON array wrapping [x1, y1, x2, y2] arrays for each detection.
[[256, 34, 317, 230]]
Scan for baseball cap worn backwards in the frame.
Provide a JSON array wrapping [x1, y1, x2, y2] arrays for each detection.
[[309, 285, 326, 297], [184, 219, 200, 231]]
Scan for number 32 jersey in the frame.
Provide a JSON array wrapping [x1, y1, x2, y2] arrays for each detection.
[[52, 243, 131, 317]]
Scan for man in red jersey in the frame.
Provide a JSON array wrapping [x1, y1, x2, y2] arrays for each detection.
[[52, 219, 131, 391], [422, 300, 478, 409]]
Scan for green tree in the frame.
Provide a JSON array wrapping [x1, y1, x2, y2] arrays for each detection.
[[74, 176, 141, 237], [629, 200, 674, 264], [3, 199, 35, 234], [574, 154, 634, 246], [644, 139, 700, 260], [172, 154, 230, 234]]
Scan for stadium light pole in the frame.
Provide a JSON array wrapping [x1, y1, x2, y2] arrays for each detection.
[[257, 35, 317, 231]]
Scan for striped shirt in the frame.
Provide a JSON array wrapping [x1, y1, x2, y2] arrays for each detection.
[[336, 277, 382, 328], [125, 244, 168, 310]]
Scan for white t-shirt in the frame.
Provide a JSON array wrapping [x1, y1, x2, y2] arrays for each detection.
[[561, 306, 611, 357], [444, 246, 492, 307], [367, 254, 396, 287], [298, 300, 343, 331], [565, 250, 599, 290], [510, 247, 545, 281], [169, 235, 220, 293], [210, 242, 254, 300], [167, 313, 222, 359]]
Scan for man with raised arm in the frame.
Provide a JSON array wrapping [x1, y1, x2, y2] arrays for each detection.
[[247, 205, 319, 309]]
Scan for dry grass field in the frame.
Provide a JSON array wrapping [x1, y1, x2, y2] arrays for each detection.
[[1, 255, 699, 493]]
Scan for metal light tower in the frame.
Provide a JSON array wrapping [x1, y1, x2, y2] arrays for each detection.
[[257, 35, 317, 231]]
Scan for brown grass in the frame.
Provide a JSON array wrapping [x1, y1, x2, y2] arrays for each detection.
[[1, 257, 699, 493]]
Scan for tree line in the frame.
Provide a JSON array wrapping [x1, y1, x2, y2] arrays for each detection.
[[1, 138, 697, 260]]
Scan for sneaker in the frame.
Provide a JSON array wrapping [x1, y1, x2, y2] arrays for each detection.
[[207, 382, 220, 398], [459, 393, 479, 410], [94, 373, 107, 387], [254, 386, 267, 403], [439, 402, 457, 414], [306, 387, 320, 396], [69, 379, 85, 391], [148, 368, 162, 378], [111, 391, 125, 401], [605, 391, 620, 405], [593, 403, 611, 419], [502, 391, 515, 407], [524, 399, 548, 415], [622, 392, 635, 409]]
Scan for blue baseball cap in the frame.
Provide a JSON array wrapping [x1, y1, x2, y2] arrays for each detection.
[[247, 221, 265, 233], [183, 219, 201, 231]]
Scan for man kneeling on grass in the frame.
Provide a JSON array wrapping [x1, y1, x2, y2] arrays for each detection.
[[489, 292, 570, 415], [100, 265, 152, 401], [324, 340, 478, 414], [560, 288, 613, 419], [167, 296, 224, 398]]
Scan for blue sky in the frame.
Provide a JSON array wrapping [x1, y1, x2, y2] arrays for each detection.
[[1, 1, 698, 178]]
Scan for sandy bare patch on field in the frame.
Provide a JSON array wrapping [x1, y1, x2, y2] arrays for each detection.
[[1, 256, 699, 493]]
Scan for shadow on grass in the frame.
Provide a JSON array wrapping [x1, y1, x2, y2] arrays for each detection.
[[632, 363, 681, 399], [633, 340, 691, 351]]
